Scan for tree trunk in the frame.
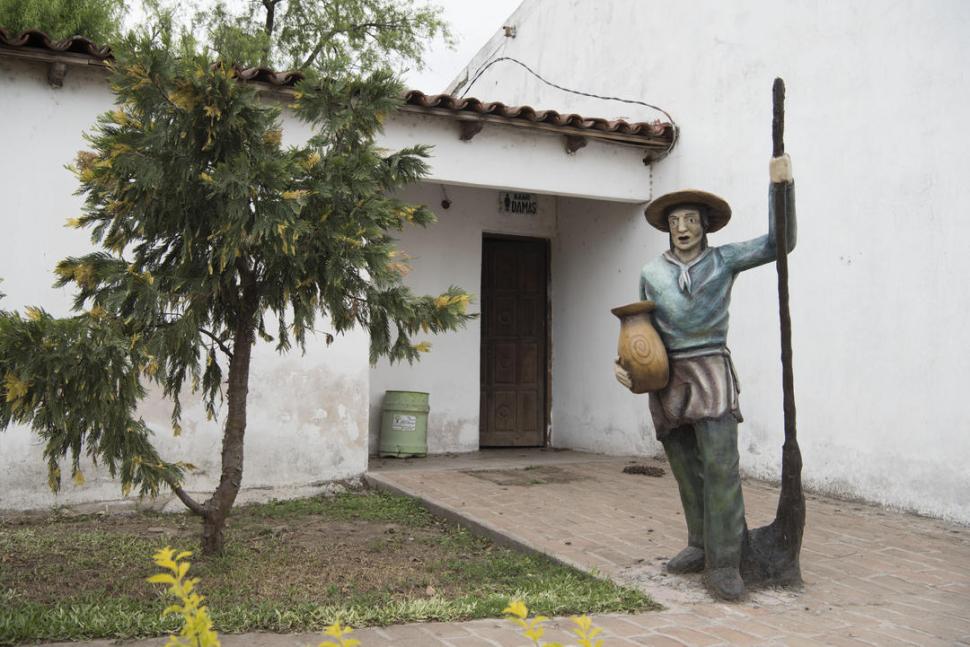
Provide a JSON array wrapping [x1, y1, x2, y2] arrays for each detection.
[[260, 0, 281, 67], [201, 290, 258, 555]]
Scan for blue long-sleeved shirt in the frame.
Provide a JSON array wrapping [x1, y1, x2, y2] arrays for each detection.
[[639, 183, 796, 352]]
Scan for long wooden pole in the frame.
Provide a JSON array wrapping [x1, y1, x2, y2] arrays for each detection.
[[740, 80, 805, 586], [771, 78, 805, 546]]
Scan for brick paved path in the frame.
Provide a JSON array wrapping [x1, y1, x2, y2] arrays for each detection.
[[43, 450, 970, 646], [367, 450, 970, 646]]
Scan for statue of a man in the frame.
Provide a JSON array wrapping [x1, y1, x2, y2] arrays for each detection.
[[615, 154, 796, 600]]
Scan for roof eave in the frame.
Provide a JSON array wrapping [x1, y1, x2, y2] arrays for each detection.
[[0, 44, 107, 67], [0, 45, 675, 158], [398, 104, 673, 152]]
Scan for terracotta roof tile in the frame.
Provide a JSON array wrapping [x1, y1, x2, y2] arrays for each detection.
[[401, 90, 672, 139], [232, 66, 306, 88], [0, 28, 674, 146], [0, 28, 111, 59]]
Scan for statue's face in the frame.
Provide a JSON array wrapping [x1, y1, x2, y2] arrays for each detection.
[[667, 207, 704, 256]]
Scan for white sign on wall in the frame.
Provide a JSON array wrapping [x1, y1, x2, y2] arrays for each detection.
[[499, 191, 538, 215]]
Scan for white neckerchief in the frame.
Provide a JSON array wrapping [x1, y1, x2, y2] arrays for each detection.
[[663, 248, 711, 295]]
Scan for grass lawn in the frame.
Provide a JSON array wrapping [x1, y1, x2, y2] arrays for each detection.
[[0, 489, 658, 645]]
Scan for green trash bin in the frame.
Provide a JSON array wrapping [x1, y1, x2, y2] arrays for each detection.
[[379, 390, 429, 457]]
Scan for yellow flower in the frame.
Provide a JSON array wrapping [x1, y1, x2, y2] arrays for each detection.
[[109, 143, 132, 159], [107, 199, 128, 214], [170, 87, 196, 111], [523, 625, 545, 641], [388, 262, 411, 276], [573, 615, 592, 632], [302, 151, 321, 170], [263, 129, 283, 147], [503, 599, 528, 620], [319, 622, 360, 647], [144, 357, 159, 377], [73, 263, 95, 288], [433, 293, 471, 314], [75, 150, 97, 171], [323, 623, 353, 637], [4, 372, 30, 404], [572, 614, 604, 647], [48, 465, 61, 491], [125, 63, 146, 79]]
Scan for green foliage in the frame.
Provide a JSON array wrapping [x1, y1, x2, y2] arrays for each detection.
[[156, 554, 613, 647], [66, 27, 473, 406], [0, 0, 124, 42], [151, 0, 451, 75], [0, 306, 185, 496], [250, 490, 434, 526], [0, 23, 472, 517], [0, 0, 448, 81], [0, 493, 656, 644]]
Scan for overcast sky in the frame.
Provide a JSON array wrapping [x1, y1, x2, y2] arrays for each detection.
[[403, 0, 523, 93]]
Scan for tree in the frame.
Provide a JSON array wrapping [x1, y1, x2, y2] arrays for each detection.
[[0, 0, 125, 42], [150, 0, 452, 75], [0, 27, 473, 554]]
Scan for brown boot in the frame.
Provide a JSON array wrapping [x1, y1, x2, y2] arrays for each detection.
[[666, 545, 705, 574]]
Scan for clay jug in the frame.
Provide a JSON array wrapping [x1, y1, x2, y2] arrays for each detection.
[[611, 300, 669, 393]]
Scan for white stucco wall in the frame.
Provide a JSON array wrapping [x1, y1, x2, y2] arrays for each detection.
[[0, 54, 655, 509], [0, 58, 369, 511], [380, 110, 652, 202], [368, 183, 557, 454], [549, 197, 663, 457], [456, 0, 970, 523]]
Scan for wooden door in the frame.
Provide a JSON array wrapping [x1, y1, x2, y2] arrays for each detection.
[[480, 236, 548, 447]]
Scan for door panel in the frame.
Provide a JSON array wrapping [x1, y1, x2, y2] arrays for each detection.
[[493, 342, 517, 384], [480, 237, 548, 447]]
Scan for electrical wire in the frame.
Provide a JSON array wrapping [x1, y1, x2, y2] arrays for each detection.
[[459, 56, 679, 154]]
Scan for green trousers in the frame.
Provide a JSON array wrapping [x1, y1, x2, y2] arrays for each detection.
[[661, 414, 746, 570]]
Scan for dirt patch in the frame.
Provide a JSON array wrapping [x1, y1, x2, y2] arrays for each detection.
[[462, 465, 588, 487], [0, 493, 496, 606], [623, 464, 666, 477], [0, 491, 657, 644]]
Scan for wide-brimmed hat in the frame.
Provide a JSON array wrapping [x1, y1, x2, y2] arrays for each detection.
[[644, 190, 732, 232]]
